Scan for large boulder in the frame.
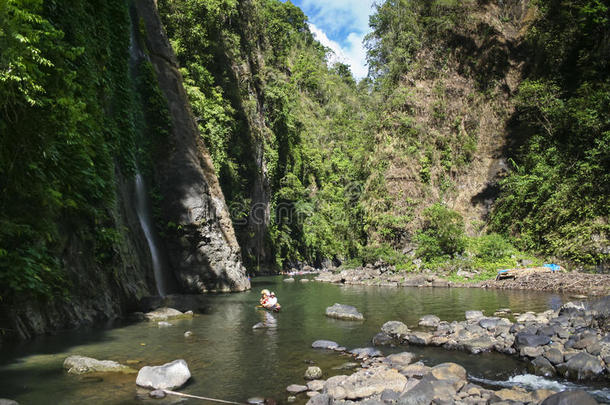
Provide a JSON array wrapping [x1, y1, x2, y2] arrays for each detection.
[[557, 352, 605, 380], [544, 348, 565, 365], [325, 304, 364, 321], [397, 374, 457, 405], [63, 355, 135, 375], [143, 307, 193, 322], [372, 332, 396, 346], [384, 352, 416, 370], [462, 335, 496, 354], [429, 363, 467, 388], [530, 356, 556, 377], [515, 333, 551, 349], [407, 331, 432, 345], [381, 321, 410, 339], [541, 390, 598, 405], [136, 359, 191, 390], [324, 366, 407, 400]]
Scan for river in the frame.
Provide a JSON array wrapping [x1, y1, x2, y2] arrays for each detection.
[[1, 276, 608, 403]]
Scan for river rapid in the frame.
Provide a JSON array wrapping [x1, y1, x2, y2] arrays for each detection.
[[1, 276, 608, 404]]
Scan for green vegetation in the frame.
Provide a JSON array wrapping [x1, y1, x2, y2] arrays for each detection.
[[1, 0, 607, 307], [491, 0, 609, 265], [0, 0, 171, 302], [415, 203, 466, 261], [160, 0, 608, 272]]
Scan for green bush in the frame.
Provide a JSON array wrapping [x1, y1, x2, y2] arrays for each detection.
[[359, 244, 408, 267], [471, 233, 515, 260], [416, 203, 466, 260]]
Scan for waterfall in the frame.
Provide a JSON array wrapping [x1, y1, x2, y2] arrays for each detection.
[[134, 173, 166, 296]]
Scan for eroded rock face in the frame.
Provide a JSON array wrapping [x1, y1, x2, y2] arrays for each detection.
[[63, 356, 135, 375], [136, 359, 191, 390], [133, 0, 249, 294]]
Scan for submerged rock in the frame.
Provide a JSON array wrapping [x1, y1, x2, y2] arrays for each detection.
[[286, 384, 308, 394], [136, 359, 191, 390], [144, 307, 193, 322], [305, 366, 323, 380], [325, 304, 364, 321], [63, 355, 135, 375], [312, 340, 340, 350], [149, 390, 166, 399], [418, 315, 440, 327], [350, 347, 382, 359]]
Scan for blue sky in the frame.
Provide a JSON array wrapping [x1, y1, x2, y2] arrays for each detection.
[[285, 0, 377, 79]]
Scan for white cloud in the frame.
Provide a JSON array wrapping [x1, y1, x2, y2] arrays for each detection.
[[300, 0, 375, 37], [296, 0, 376, 80], [308, 23, 368, 80]]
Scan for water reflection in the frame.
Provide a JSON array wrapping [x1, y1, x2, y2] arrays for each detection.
[[0, 277, 584, 404]]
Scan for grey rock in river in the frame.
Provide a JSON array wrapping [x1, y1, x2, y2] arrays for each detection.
[[135, 359, 191, 390]]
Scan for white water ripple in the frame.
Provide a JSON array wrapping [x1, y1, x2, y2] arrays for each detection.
[[469, 374, 610, 403]]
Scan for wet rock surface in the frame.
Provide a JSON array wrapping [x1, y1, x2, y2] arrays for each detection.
[[284, 298, 610, 405], [290, 333, 606, 405], [63, 355, 135, 375], [325, 304, 364, 321], [367, 301, 610, 382], [143, 307, 193, 322]]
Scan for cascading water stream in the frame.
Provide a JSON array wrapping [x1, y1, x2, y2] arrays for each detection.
[[134, 173, 166, 297], [128, 7, 169, 297]]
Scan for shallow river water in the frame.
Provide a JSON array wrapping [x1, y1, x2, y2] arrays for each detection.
[[1, 276, 609, 404]]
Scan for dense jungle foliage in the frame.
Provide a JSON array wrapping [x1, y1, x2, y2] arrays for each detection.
[[0, 0, 607, 302], [0, 0, 170, 302], [158, 0, 608, 273]]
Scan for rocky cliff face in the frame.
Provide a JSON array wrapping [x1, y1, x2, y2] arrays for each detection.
[[0, 0, 249, 341], [2, 173, 156, 340], [133, 0, 250, 293]]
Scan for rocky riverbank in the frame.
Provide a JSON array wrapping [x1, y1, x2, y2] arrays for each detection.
[[289, 341, 601, 405], [371, 299, 610, 382], [280, 297, 610, 405], [314, 263, 610, 296]]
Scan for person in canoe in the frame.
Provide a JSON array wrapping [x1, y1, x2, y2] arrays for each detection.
[[259, 289, 281, 312]]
